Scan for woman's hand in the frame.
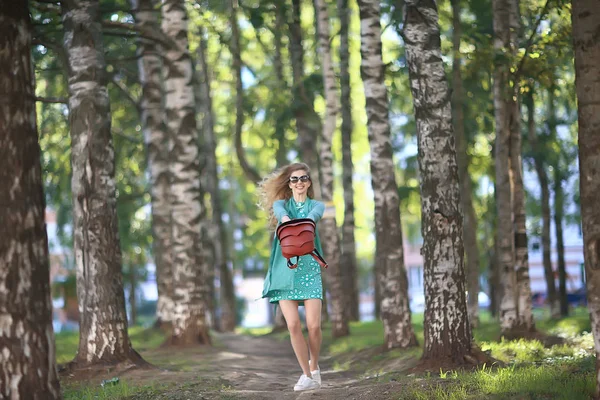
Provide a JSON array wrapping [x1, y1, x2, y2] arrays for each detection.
[[281, 215, 291, 223]]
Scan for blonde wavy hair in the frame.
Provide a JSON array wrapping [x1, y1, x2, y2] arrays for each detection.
[[258, 162, 315, 229]]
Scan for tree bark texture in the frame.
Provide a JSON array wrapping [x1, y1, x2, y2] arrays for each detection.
[[451, 0, 480, 328], [0, 3, 61, 397], [357, 0, 417, 349], [492, 0, 519, 334], [314, 0, 349, 338], [161, 0, 210, 345], [338, 0, 360, 322], [403, 0, 473, 362], [525, 88, 559, 318], [131, 0, 174, 329], [197, 29, 237, 332], [572, 1, 600, 397], [510, 94, 535, 332], [288, 0, 322, 198], [504, 0, 536, 332], [62, 0, 143, 365]]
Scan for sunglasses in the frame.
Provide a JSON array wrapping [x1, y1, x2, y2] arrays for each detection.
[[289, 175, 310, 183]]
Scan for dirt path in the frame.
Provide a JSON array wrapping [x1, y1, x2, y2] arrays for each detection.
[[117, 331, 415, 399], [194, 332, 410, 399]]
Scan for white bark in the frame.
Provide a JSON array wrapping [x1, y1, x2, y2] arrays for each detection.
[[492, 0, 519, 334], [314, 0, 349, 338], [62, 0, 142, 365], [403, 0, 472, 361], [572, 1, 600, 397], [161, 0, 210, 345], [0, 5, 61, 398], [130, 0, 175, 328], [357, 0, 417, 349]]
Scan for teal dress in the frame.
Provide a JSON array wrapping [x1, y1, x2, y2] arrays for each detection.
[[262, 198, 325, 305]]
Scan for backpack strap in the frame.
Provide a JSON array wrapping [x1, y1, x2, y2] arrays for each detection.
[[287, 256, 299, 269], [310, 249, 328, 269]]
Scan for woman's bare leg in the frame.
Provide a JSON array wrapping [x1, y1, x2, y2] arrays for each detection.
[[279, 300, 311, 376], [304, 299, 322, 371]]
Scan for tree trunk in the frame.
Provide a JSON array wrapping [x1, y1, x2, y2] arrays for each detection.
[[129, 266, 137, 326], [231, 0, 261, 184], [197, 29, 237, 332], [554, 169, 568, 316], [0, 4, 61, 397], [547, 83, 569, 317], [337, 0, 360, 322], [314, 0, 349, 338], [511, 96, 535, 332], [404, 0, 473, 364], [525, 88, 559, 318], [451, 0, 480, 328], [572, 2, 600, 397], [131, 0, 174, 331], [288, 0, 322, 198], [274, 3, 289, 168], [505, 0, 536, 333], [62, 0, 144, 365], [161, 0, 210, 345], [357, 0, 417, 349], [492, 0, 519, 335]]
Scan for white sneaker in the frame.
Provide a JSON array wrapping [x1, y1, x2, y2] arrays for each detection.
[[293, 374, 319, 391], [311, 369, 321, 386]]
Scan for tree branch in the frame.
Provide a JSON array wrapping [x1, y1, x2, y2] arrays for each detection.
[[35, 96, 68, 104], [101, 20, 180, 51], [513, 0, 553, 84], [109, 75, 139, 111]]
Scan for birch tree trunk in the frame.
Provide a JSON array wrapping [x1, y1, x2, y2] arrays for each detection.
[[403, 0, 473, 364], [62, 0, 144, 365], [451, 0, 480, 328], [548, 82, 569, 317], [314, 0, 349, 338], [161, 0, 210, 345], [554, 169, 568, 316], [197, 29, 237, 332], [525, 88, 559, 318], [0, 4, 61, 397], [131, 0, 174, 331], [288, 0, 322, 198], [572, 2, 600, 397], [338, 0, 360, 322], [510, 95, 536, 330], [492, 0, 519, 335], [505, 0, 536, 333], [357, 0, 417, 349]]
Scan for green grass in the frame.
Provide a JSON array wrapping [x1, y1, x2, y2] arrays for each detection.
[[395, 358, 596, 400], [317, 308, 596, 399], [55, 325, 166, 365], [62, 380, 169, 400], [57, 309, 596, 399]]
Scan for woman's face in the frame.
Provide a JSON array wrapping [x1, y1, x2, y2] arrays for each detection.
[[288, 169, 311, 197]]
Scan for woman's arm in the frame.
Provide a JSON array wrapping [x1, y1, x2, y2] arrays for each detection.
[[307, 201, 325, 223], [273, 200, 290, 223]]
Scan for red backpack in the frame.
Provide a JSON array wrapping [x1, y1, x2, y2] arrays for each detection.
[[276, 218, 328, 269]]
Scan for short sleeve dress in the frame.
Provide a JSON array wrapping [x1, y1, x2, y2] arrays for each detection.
[[262, 198, 325, 306]]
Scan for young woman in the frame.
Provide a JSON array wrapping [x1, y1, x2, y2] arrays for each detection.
[[259, 163, 325, 391]]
